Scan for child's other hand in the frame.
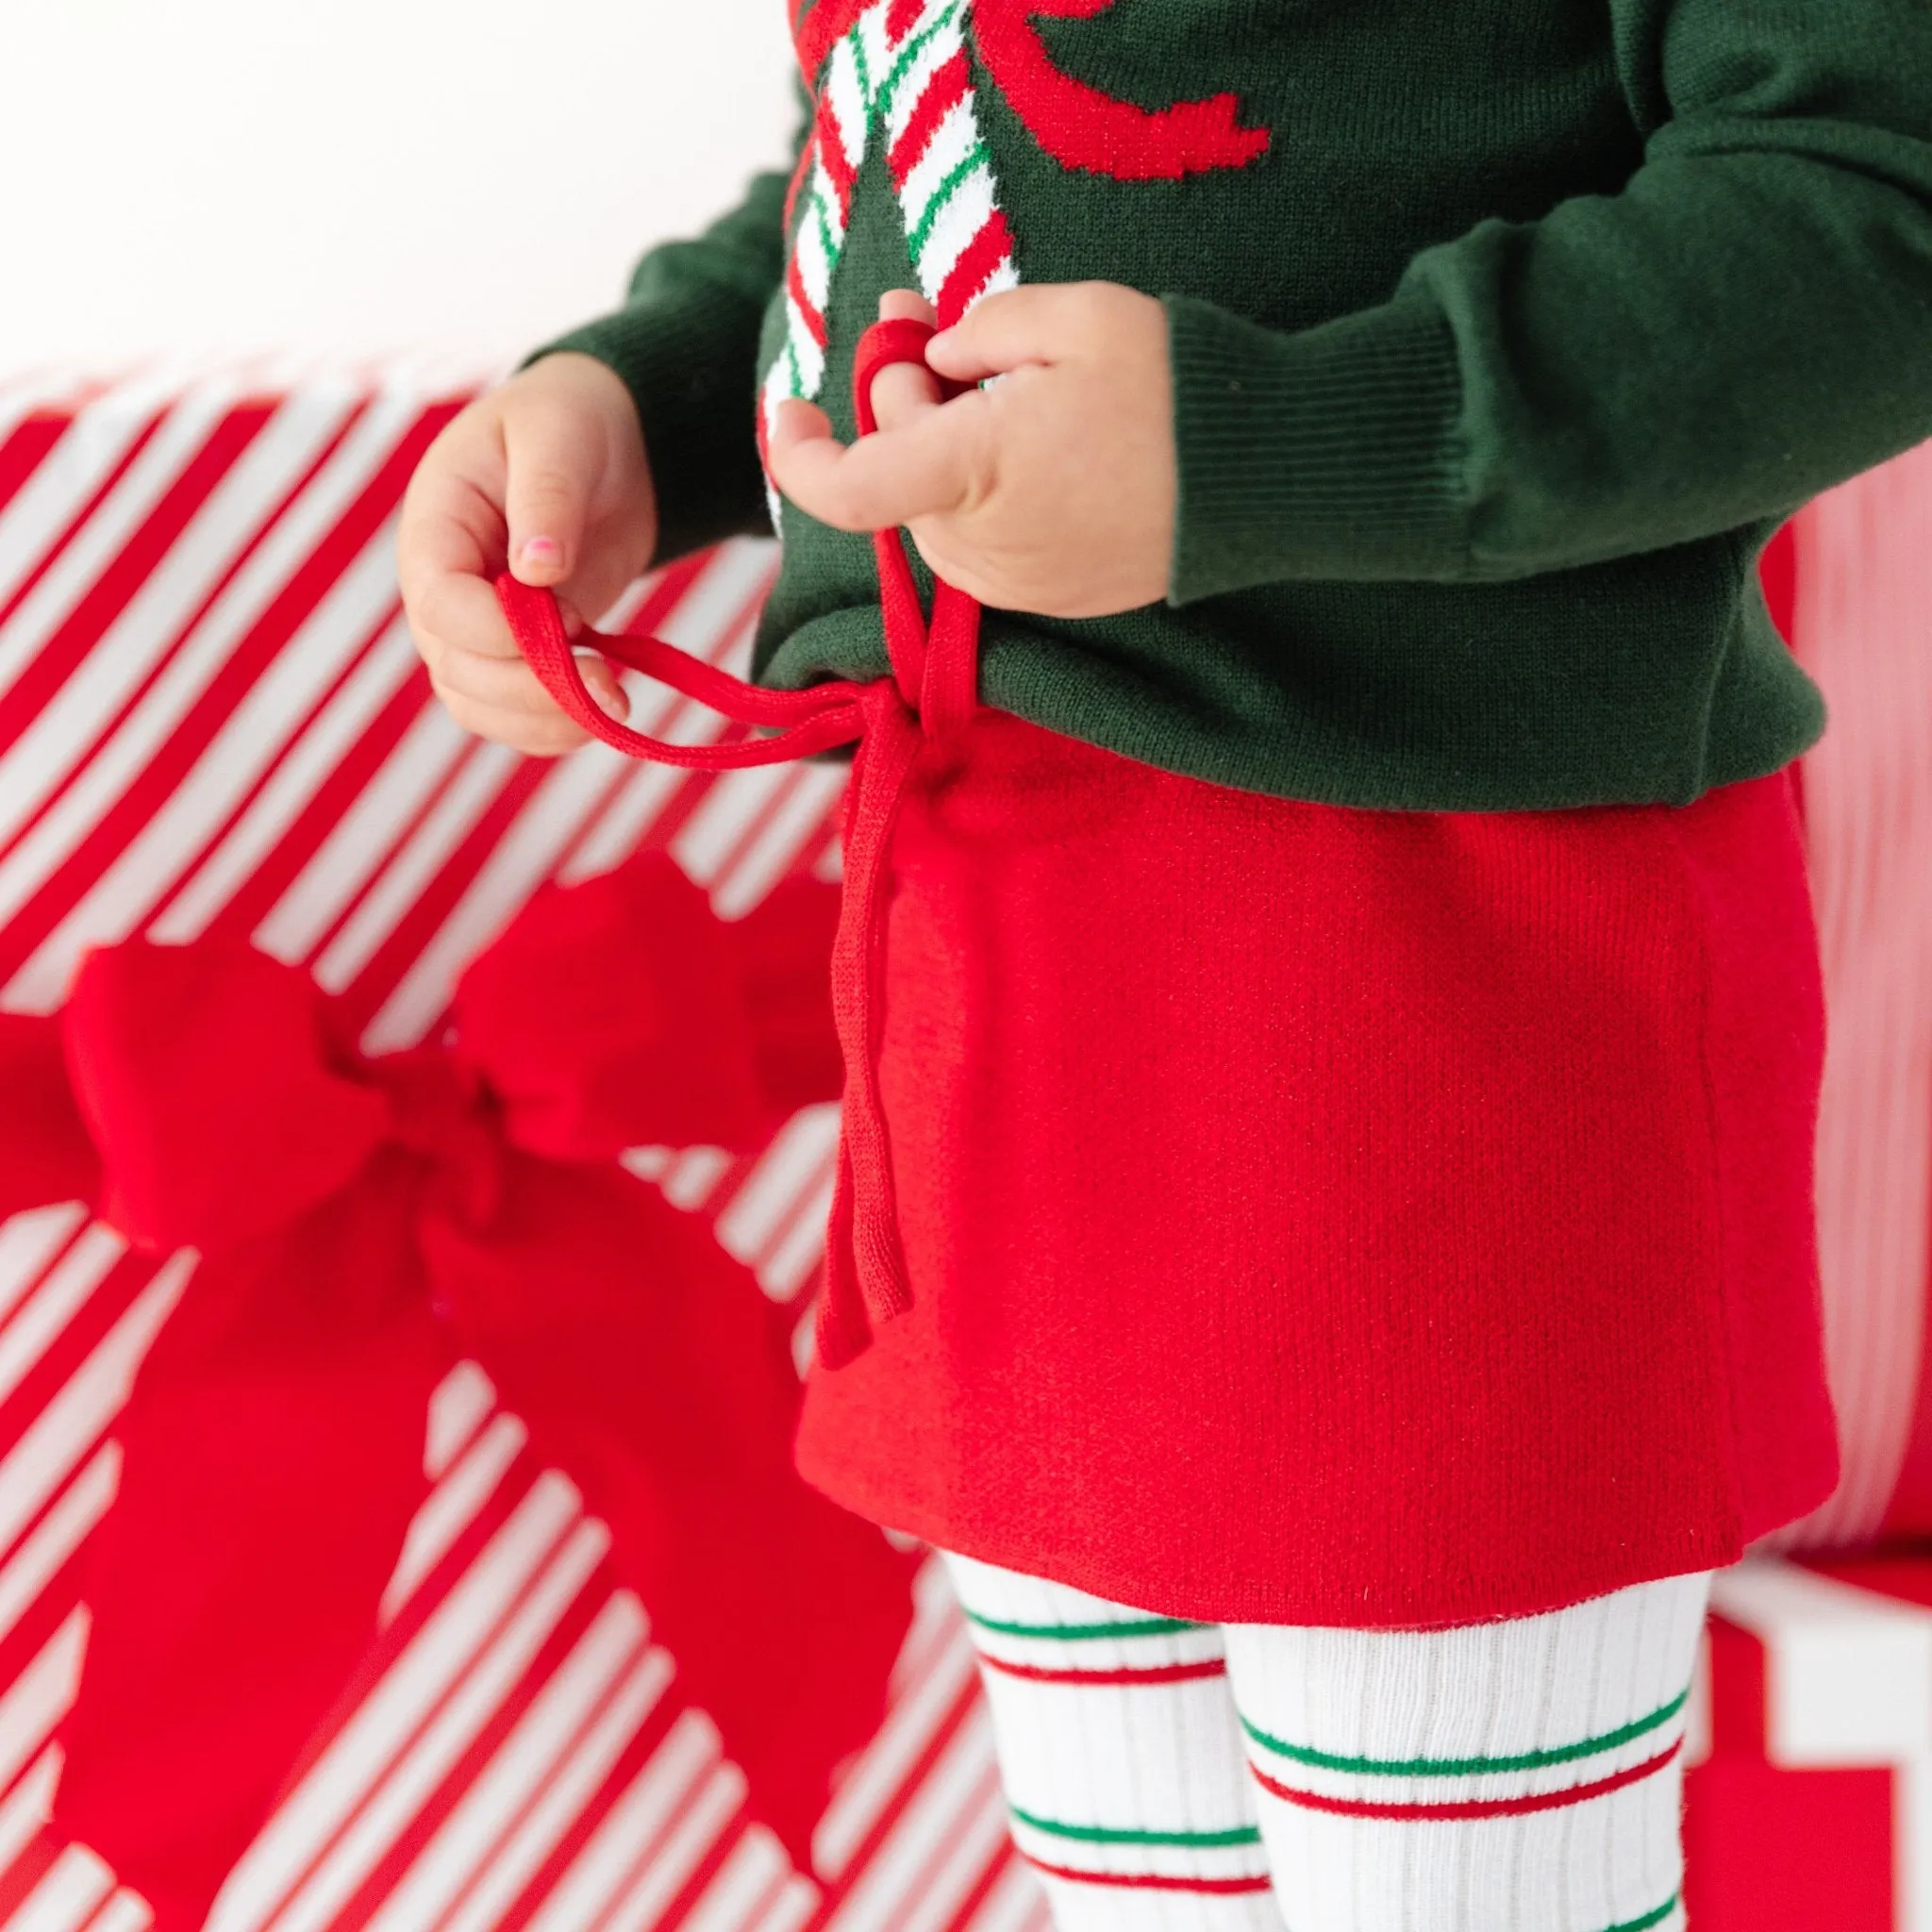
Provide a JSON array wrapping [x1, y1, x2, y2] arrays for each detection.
[[397, 353, 656, 755], [766, 284, 1174, 620]]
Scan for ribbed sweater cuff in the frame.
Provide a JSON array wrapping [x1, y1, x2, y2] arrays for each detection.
[[524, 281, 769, 565], [1165, 292, 1473, 602]]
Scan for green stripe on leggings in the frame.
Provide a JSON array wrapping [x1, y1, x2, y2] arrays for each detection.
[[1010, 1805, 1261, 1849], [962, 1608, 1203, 1641], [1240, 1686, 1690, 1778]]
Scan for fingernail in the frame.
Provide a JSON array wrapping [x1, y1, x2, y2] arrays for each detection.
[[519, 537, 561, 571]]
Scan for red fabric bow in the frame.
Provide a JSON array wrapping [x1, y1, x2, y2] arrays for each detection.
[[0, 854, 913, 1926]]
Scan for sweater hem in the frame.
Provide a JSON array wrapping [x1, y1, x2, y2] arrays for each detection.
[[754, 605, 1824, 810]]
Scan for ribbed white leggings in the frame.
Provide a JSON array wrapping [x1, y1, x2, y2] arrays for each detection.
[[941, 1555, 1710, 1932]]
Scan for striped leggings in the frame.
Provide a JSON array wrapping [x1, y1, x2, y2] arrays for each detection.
[[941, 1555, 1710, 1932]]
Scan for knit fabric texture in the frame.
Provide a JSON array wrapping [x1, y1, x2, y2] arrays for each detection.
[[788, 709, 1835, 1626], [533, 0, 1932, 809]]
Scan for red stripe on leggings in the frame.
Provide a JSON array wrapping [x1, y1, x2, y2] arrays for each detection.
[[977, 1654, 1227, 1688], [1020, 1854, 1273, 1896], [1250, 1738, 1682, 1822]]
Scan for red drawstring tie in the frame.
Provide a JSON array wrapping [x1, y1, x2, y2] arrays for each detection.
[[496, 317, 978, 1369]]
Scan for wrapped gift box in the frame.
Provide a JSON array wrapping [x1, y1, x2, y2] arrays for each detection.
[[0, 365, 1047, 1932], [1776, 441, 1932, 1555], [1688, 1554, 1932, 1930]]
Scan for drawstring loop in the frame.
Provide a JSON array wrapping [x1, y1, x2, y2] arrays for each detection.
[[495, 316, 980, 1368]]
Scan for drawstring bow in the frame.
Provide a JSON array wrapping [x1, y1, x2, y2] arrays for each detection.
[[496, 316, 980, 1368]]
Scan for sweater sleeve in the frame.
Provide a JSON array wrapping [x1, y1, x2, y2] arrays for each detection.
[[1166, 0, 1932, 602], [525, 139, 799, 564]]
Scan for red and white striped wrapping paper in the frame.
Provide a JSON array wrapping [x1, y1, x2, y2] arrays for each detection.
[[1687, 1554, 1932, 1930], [1778, 437, 1932, 1553], [1, 358, 1929, 1930], [0, 361, 1046, 1932], [1666, 444, 1932, 1927]]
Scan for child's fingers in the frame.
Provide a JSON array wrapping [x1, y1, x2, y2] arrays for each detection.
[[432, 684, 595, 758], [397, 452, 506, 640], [407, 540, 625, 750], [501, 397, 606, 585], [768, 395, 984, 531], [430, 641, 628, 751], [869, 351, 943, 432], [869, 289, 944, 431], [434, 638, 626, 716], [879, 289, 939, 326], [925, 283, 1091, 381], [408, 568, 528, 668]]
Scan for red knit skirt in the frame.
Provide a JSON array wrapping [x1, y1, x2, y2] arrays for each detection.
[[792, 711, 1838, 1628]]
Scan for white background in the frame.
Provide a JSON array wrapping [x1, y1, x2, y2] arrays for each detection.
[[0, 0, 797, 377]]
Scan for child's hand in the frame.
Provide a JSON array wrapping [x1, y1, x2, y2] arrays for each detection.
[[766, 284, 1174, 620], [397, 353, 656, 755]]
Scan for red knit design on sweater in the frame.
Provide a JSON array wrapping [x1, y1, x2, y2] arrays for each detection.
[[970, 0, 1270, 179]]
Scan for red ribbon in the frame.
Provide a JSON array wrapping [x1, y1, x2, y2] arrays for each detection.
[[0, 854, 913, 1925], [497, 316, 980, 1370]]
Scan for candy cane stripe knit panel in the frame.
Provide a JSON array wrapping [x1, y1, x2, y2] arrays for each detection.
[[887, 45, 970, 180], [762, 0, 1018, 466]]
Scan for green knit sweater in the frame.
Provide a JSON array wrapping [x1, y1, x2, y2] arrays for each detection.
[[535, 0, 1932, 808]]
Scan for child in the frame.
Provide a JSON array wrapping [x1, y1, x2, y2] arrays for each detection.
[[398, 3, 1932, 1925]]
